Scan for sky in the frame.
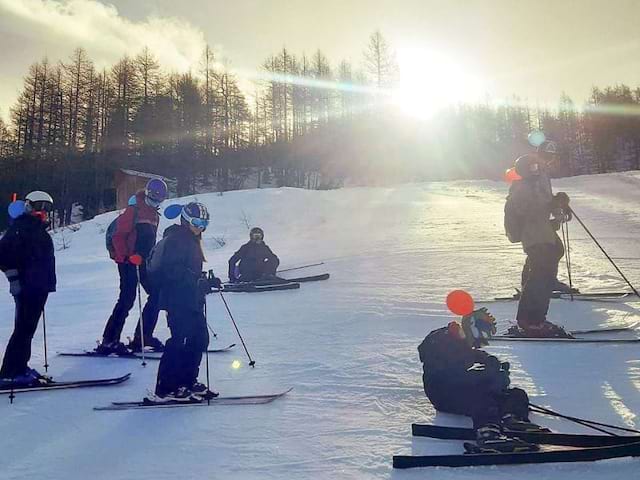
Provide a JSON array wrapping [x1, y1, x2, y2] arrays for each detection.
[[2, 0, 640, 121]]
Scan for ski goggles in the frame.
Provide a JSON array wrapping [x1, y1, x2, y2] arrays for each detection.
[[250, 232, 264, 241], [29, 200, 53, 213], [187, 216, 209, 230]]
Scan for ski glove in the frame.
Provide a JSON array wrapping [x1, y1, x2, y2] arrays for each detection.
[[553, 192, 570, 209], [4, 269, 21, 296], [197, 277, 214, 297], [207, 276, 222, 290]]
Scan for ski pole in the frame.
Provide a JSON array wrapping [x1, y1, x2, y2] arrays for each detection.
[[569, 206, 640, 297], [560, 218, 574, 301], [204, 301, 211, 405], [529, 403, 640, 435], [130, 255, 146, 367], [276, 262, 324, 274], [218, 291, 255, 367], [42, 307, 49, 372]]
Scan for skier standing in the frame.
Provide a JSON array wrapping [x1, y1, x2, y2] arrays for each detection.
[[151, 202, 222, 400], [418, 308, 540, 452], [97, 178, 168, 354], [0, 191, 56, 386], [504, 153, 572, 337], [228, 227, 280, 283]]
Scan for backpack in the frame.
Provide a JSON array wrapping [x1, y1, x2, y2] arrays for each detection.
[[504, 192, 523, 243], [105, 204, 138, 257]]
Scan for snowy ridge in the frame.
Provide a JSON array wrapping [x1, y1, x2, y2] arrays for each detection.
[[1, 172, 640, 478]]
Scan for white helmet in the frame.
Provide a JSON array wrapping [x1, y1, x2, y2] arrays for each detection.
[[25, 191, 54, 212]]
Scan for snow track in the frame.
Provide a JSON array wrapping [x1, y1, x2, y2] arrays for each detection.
[[1, 173, 639, 478]]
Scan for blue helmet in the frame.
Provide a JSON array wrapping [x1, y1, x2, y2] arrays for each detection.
[[145, 178, 168, 206], [181, 202, 210, 230]]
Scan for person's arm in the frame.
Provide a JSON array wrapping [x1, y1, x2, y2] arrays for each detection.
[[111, 207, 136, 263], [228, 244, 246, 280], [0, 227, 22, 295]]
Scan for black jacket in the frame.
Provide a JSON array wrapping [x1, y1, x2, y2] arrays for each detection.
[[228, 241, 279, 278], [153, 224, 205, 313], [418, 327, 506, 394], [0, 214, 56, 293]]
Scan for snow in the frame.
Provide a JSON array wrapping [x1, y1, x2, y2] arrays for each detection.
[[1, 172, 640, 479]]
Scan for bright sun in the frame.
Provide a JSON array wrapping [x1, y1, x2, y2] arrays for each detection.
[[393, 48, 485, 119]]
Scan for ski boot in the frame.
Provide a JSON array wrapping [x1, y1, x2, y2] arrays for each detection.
[[191, 382, 219, 400], [95, 341, 133, 356], [0, 368, 52, 388], [508, 322, 574, 339], [147, 387, 201, 404], [501, 414, 551, 433], [470, 424, 540, 453]]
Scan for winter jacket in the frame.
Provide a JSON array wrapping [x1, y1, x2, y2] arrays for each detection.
[[506, 172, 561, 252], [228, 241, 279, 279], [111, 191, 160, 262], [154, 224, 205, 313], [0, 214, 56, 293], [418, 327, 507, 395]]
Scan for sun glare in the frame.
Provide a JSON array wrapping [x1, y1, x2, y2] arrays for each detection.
[[393, 48, 485, 119]]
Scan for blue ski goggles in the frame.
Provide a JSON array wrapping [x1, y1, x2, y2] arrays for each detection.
[[188, 217, 209, 230]]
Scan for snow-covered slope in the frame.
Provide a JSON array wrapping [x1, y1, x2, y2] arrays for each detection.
[[1, 172, 640, 479]]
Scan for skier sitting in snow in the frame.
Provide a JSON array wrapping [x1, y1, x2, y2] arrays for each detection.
[[150, 202, 222, 401], [228, 227, 280, 283], [505, 153, 572, 338], [98, 178, 168, 355], [418, 308, 540, 452], [0, 191, 56, 387]]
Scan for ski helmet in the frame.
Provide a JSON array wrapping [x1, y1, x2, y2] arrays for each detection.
[[181, 202, 210, 231], [461, 308, 497, 348], [514, 154, 542, 178], [250, 227, 264, 241], [145, 178, 168, 207], [25, 191, 54, 213]]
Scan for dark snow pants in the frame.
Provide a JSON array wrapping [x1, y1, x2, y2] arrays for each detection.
[[425, 369, 529, 429], [238, 257, 280, 282], [102, 262, 159, 344], [155, 307, 209, 395], [517, 240, 564, 329], [0, 291, 48, 378]]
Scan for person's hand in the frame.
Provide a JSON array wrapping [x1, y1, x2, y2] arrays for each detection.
[[208, 276, 222, 290], [5, 269, 21, 296], [129, 254, 143, 266], [198, 277, 213, 296], [554, 192, 570, 209]]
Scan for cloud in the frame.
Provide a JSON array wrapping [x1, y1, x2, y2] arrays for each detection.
[[0, 0, 207, 70]]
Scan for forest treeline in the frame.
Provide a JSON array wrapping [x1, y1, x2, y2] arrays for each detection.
[[0, 30, 639, 229]]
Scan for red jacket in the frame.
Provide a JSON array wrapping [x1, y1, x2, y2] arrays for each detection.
[[112, 191, 160, 263]]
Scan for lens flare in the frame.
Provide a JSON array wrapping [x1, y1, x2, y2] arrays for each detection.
[[232, 360, 241, 369]]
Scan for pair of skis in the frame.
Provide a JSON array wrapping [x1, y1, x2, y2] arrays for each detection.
[[220, 273, 329, 293], [487, 290, 637, 302], [492, 324, 640, 344], [393, 423, 640, 468], [0, 372, 292, 411], [57, 344, 236, 360]]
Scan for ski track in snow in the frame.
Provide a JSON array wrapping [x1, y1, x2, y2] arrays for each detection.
[[1, 173, 640, 479]]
